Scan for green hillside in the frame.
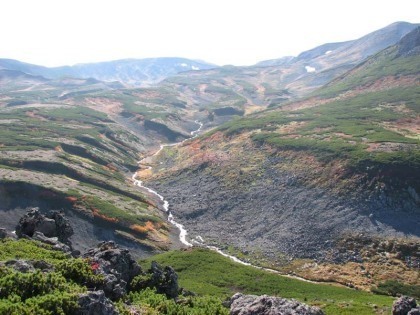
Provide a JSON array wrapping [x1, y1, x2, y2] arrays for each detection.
[[141, 248, 394, 315]]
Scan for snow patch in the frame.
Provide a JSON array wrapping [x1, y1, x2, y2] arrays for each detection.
[[325, 50, 333, 55], [180, 63, 188, 67], [305, 66, 316, 73], [191, 66, 200, 70]]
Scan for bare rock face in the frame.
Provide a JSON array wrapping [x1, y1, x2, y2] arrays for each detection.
[[83, 241, 142, 300], [229, 293, 324, 315], [77, 290, 118, 315], [392, 296, 418, 315]]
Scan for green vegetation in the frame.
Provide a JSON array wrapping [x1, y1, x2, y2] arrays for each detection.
[[216, 86, 420, 179], [128, 288, 228, 315], [0, 239, 69, 263], [140, 248, 394, 315], [0, 238, 230, 314], [0, 239, 90, 314], [318, 48, 420, 98], [372, 280, 420, 299]]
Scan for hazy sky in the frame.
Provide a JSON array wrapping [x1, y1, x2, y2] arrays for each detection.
[[1, 0, 419, 67]]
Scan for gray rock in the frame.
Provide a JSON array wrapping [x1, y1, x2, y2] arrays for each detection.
[[0, 228, 16, 239], [1, 259, 53, 273], [15, 208, 74, 246], [408, 308, 420, 315], [32, 231, 72, 254], [4, 260, 35, 273], [77, 290, 118, 315], [229, 293, 324, 315], [0, 228, 8, 239], [393, 296, 418, 315], [149, 261, 179, 299], [48, 210, 74, 245], [37, 217, 56, 238], [83, 241, 142, 300]]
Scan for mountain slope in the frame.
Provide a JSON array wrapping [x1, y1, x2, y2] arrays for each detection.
[[159, 21, 418, 116], [0, 57, 217, 86], [143, 27, 420, 287]]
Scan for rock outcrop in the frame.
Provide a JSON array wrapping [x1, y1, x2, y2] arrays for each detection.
[[83, 241, 142, 300], [0, 228, 16, 239], [148, 261, 179, 299], [14, 208, 76, 255], [15, 208, 73, 244], [392, 296, 419, 315], [77, 290, 118, 315], [229, 293, 324, 315]]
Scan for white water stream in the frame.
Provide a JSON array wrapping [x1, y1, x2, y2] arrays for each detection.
[[131, 120, 317, 283], [132, 121, 203, 247]]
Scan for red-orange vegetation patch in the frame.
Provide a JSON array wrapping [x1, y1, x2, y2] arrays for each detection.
[[191, 150, 230, 166], [65, 196, 78, 203], [105, 163, 118, 172], [25, 110, 48, 121], [130, 221, 155, 234]]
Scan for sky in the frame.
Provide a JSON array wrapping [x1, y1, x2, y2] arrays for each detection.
[[1, 0, 419, 67]]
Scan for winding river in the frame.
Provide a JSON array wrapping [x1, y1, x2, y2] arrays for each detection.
[[131, 121, 316, 283]]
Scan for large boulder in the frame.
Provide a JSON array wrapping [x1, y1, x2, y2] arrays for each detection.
[[149, 261, 179, 299], [83, 241, 142, 300], [393, 296, 418, 315], [229, 293, 324, 315], [77, 290, 118, 315], [15, 208, 74, 245]]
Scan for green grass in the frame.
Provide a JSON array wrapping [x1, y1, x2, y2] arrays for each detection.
[[0, 239, 69, 264], [317, 47, 420, 98], [140, 248, 394, 314]]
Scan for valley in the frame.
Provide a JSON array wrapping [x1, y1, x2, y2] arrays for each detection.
[[0, 21, 419, 314]]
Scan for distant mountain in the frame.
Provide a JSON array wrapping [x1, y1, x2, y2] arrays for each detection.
[[255, 56, 295, 67], [256, 21, 418, 69], [0, 57, 217, 86]]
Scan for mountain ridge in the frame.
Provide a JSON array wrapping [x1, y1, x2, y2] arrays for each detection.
[[0, 57, 217, 86]]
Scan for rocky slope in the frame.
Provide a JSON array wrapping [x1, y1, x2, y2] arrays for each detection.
[[143, 27, 420, 286]]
